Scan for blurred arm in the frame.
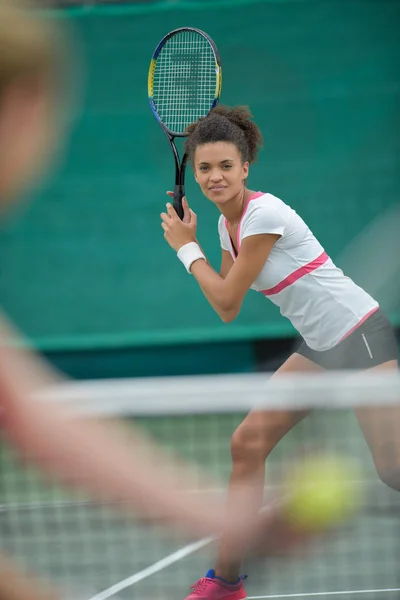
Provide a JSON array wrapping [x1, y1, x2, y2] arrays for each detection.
[[0, 554, 59, 600], [0, 314, 224, 536]]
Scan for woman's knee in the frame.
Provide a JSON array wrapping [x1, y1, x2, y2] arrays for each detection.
[[230, 426, 267, 464], [230, 412, 295, 464]]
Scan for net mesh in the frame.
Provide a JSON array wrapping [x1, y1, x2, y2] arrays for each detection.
[[1, 371, 400, 599], [151, 30, 220, 135]]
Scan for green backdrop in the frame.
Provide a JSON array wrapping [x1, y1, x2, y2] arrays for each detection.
[[0, 0, 399, 352]]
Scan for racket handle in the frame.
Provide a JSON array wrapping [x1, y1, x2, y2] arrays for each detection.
[[173, 185, 185, 220]]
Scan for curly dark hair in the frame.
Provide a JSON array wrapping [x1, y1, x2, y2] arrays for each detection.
[[184, 105, 263, 165]]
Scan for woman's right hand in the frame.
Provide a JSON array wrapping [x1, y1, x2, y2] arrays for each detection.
[[166, 192, 191, 223]]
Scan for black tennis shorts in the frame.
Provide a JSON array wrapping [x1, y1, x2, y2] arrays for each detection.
[[296, 308, 398, 370]]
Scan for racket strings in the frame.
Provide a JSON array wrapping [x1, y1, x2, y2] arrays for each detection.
[[152, 30, 219, 134]]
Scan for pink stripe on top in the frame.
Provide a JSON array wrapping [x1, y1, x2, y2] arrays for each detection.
[[261, 251, 329, 296], [225, 192, 265, 257], [338, 306, 379, 342]]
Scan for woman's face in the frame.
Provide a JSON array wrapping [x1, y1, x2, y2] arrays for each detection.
[[193, 141, 249, 205]]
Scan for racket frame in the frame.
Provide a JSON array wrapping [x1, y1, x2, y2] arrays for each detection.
[[148, 27, 222, 219]]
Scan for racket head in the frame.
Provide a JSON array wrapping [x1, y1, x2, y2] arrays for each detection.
[[148, 27, 222, 138]]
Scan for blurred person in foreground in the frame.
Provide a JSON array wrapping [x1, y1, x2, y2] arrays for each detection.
[[0, 2, 260, 597]]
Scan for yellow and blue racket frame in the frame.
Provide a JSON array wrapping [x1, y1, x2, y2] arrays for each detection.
[[148, 27, 222, 219]]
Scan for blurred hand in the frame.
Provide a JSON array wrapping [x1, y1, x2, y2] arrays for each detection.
[[161, 195, 197, 251]]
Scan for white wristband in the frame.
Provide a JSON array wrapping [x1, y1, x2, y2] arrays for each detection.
[[177, 242, 206, 274]]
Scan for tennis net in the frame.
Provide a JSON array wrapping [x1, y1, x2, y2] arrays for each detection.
[[1, 371, 400, 599]]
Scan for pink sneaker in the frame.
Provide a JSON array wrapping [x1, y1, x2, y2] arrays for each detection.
[[185, 569, 247, 599]]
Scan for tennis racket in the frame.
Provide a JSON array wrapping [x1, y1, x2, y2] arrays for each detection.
[[148, 28, 222, 219]]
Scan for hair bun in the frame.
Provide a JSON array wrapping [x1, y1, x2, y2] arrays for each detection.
[[185, 104, 263, 164]]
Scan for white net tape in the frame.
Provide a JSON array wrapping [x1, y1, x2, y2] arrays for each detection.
[[36, 370, 400, 417]]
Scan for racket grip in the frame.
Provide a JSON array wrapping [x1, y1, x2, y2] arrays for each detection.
[[173, 185, 185, 220]]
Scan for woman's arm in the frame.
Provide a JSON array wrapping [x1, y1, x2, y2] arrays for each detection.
[[161, 200, 280, 322], [194, 250, 236, 321], [219, 249, 234, 279], [191, 233, 280, 322]]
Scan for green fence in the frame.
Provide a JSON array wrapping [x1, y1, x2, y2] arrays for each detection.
[[0, 0, 399, 352]]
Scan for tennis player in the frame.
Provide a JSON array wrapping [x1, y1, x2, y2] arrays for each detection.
[[160, 105, 400, 599], [0, 6, 265, 598]]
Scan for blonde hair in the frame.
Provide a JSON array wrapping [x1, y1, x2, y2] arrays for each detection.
[[0, 0, 63, 98]]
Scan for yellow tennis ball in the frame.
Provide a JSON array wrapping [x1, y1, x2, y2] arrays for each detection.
[[284, 454, 362, 532]]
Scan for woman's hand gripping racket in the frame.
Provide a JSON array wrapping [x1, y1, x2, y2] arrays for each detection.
[[148, 28, 222, 219]]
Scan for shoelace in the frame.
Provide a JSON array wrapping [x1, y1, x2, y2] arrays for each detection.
[[190, 577, 212, 595]]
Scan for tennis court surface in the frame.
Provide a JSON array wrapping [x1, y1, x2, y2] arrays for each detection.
[[1, 373, 399, 599]]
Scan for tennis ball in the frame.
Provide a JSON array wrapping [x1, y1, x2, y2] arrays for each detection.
[[284, 454, 362, 532]]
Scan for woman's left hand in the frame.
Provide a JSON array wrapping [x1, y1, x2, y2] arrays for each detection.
[[161, 196, 197, 252]]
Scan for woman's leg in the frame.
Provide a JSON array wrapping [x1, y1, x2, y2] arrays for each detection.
[[355, 359, 400, 491], [214, 353, 323, 582]]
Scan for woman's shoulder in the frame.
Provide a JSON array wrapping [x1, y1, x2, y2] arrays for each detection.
[[251, 192, 288, 208], [244, 192, 291, 220]]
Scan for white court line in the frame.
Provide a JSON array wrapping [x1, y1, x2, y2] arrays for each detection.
[[87, 535, 215, 600], [87, 541, 400, 600], [248, 590, 400, 599], [86, 498, 283, 599], [85, 493, 396, 600]]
